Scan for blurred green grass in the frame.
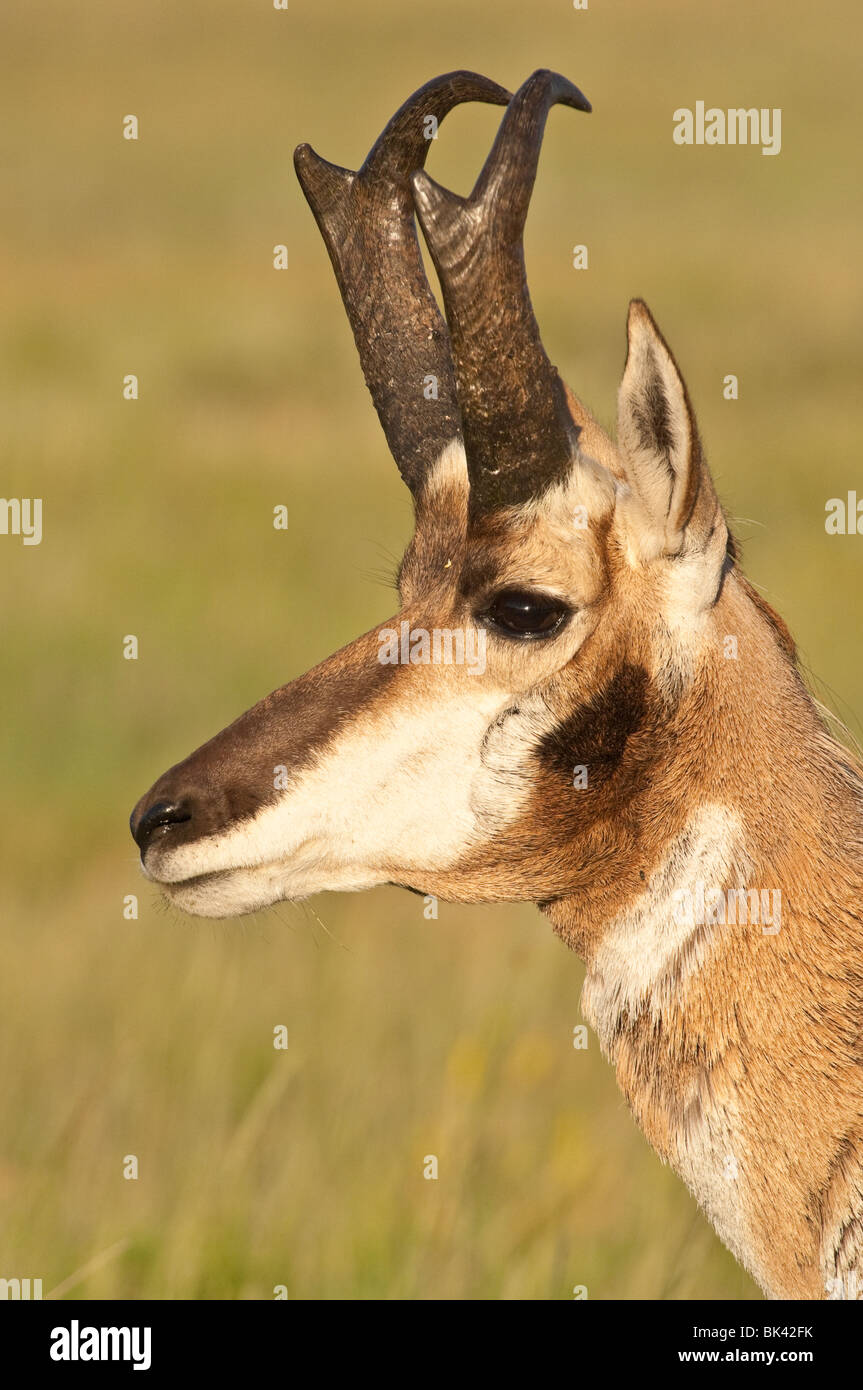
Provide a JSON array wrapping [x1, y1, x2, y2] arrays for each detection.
[[1, 0, 860, 1298]]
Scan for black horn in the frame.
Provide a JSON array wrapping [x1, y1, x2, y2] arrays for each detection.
[[412, 69, 591, 512], [294, 72, 511, 496]]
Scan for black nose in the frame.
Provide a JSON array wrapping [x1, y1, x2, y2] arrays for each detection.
[[131, 799, 192, 852]]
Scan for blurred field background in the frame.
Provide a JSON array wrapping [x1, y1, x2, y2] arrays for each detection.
[[1, 0, 861, 1299]]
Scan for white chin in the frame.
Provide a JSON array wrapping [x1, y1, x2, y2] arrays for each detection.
[[159, 868, 289, 918], [152, 861, 389, 918]]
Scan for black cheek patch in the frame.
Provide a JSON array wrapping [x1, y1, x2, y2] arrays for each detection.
[[538, 663, 651, 794]]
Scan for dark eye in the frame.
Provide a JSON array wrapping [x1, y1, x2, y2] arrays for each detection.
[[481, 588, 571, 639]]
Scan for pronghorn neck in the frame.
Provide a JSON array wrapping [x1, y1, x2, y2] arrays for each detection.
[[541, 573, 863, 1299], [542, 568, 854, 954]]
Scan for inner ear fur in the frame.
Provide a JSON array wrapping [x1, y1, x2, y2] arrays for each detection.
[[617, 298, 723, 558]]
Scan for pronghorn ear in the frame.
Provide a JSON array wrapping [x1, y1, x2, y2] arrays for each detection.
[[616, 299, 721, 559]]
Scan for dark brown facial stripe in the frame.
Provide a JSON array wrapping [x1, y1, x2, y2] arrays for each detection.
[[130, 626, 399, 851]]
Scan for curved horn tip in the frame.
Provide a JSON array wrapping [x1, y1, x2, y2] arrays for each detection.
[[523, 67, 592, 114], [422, 69, 513, 104], [360, 70, 513, 183]]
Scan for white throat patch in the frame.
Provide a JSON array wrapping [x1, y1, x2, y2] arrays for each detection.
[[581, 803, 749, 1050]]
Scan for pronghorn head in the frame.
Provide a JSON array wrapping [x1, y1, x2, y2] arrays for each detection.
[[131, 69, 739, 921]]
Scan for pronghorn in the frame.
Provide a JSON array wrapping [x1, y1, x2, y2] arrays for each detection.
[[131, 70, 863, 1301]]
